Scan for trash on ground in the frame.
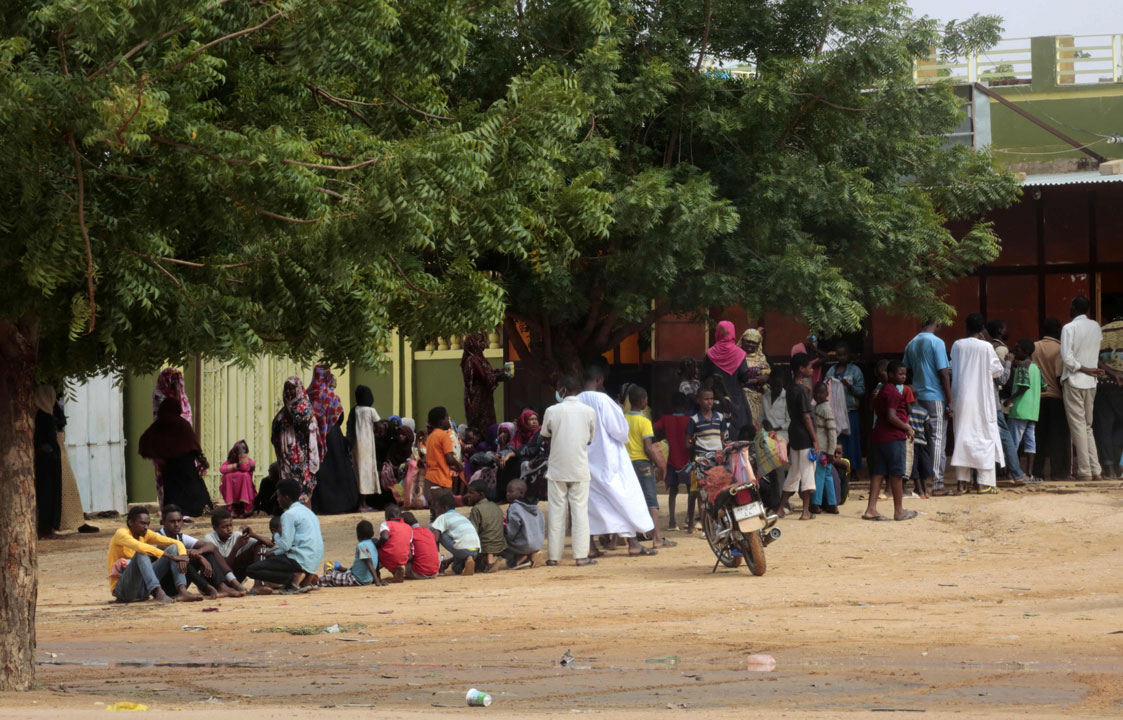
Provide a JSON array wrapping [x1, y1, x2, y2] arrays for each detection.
[[105, 701, 149, 711], [180, 625, 207, 632], [644, 655, 679, 666], [201, 607, 219, 613], [324, 624, 341, 633], [560, 649, 574, 666], [746, 654, 777, 672], [466, 688, 493, 707]]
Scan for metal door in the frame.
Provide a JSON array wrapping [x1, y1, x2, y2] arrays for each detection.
[[63, 374, 128, 513]]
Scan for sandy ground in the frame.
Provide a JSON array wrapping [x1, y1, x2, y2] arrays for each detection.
[[3, 479, 1123, 719]]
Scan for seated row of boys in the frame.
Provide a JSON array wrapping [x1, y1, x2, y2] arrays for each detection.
[[107, 476, 546, 601]]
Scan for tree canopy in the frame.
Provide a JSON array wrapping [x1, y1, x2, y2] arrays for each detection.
[[453, 0, 1019, 374], [1, 0, 604, 381]]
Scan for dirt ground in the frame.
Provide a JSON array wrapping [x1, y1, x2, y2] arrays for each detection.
[[4, 479, 1123, 719]]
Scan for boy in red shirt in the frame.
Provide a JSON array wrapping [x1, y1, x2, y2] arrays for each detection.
[[376, 504, 413, 583], [401, 511, 440, 580], [654, 392, 693, 531], [863, 361, 917, 522]]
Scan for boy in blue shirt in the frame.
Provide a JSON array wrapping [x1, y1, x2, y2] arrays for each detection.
[[318, 520, 386, 587], [430, 493, 481, 576]]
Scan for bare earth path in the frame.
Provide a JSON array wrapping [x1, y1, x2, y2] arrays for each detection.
[[4, 482, 1123, 718]]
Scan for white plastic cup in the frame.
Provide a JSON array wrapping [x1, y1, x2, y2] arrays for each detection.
[[466, 688, 493, 707]]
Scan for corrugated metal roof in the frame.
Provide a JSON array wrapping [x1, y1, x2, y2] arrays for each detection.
[[1020, 171, 1123, 186]]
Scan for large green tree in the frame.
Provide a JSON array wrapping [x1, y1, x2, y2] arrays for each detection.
[[454, 0, 1020, 375], [0, 0, 605, 689]]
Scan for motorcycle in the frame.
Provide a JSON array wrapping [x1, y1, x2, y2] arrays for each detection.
[[686, 441, 781, 576]]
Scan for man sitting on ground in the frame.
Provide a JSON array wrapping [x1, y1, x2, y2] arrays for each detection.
[[107, 506, 202, 603], [203, 507, 268, 585], [246, 478, 324, 594], [158, 505, 245, 597]]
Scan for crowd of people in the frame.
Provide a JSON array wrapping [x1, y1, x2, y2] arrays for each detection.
[[92, 297, 1123, 601]]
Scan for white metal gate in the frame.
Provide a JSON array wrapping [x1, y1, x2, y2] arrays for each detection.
[[63, 373, 128, 513]]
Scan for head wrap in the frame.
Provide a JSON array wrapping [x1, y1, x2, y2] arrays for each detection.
[[511, 410, 538, 450], [139, 397, 201, 459], [32, 384, 57, 415], [307, 365, 343, 450], [706, 320, 747, 375], [153, 368, 193, 426]]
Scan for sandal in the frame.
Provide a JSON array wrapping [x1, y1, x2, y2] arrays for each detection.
[[977, 486, 999, 495], [861, 514, 890, 521], [894, 510, 918, 521], [587, 547, 606, 559], [574, 558, 598, 567], [654, 539, 678, 549], [628, 546, 658, 557], [545, 560, 560, 567]]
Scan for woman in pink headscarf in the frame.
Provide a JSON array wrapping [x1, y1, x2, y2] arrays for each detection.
[[700, 320, 756, 442]]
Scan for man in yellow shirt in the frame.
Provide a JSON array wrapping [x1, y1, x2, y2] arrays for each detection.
[[624, 385, 673, 550], [107, 507, 202, 603]]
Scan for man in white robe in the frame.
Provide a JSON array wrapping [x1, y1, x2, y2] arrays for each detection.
[[578, 363, 657, 556], [949, 313, 1005, 490]]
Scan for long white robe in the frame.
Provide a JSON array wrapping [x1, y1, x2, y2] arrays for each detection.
[[577, 390, 655, 535], [949, 337, 1004, 476], [352, 405, 380, 495]]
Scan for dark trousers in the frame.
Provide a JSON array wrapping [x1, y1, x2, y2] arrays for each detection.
[[246, 554, 302, 585], [1033, 396, 1070, 479], [1093, 383, 1123, 474], [160, 551, 226, 596]]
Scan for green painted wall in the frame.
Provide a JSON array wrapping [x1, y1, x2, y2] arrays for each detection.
[[991, 95, 1123, 164], [412, 357, 505, 429], [124, 367, 198, 505], [348, 366, 395, 416]]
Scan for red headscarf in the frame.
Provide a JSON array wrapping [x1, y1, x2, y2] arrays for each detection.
[[706, 320, 747, 375], [511, 409, 539, 450]]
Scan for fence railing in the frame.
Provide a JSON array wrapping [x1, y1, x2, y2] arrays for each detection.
[[914, 34, 1122, 87]]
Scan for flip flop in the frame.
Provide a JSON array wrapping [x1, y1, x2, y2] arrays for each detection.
[[545, 560, 560, 567], [976, 486, 999, 495], [628, 546, 658, 556], [654, 540, 678, 548], [587, 547, 606, 559], [894, 510, 918, 521], [861, 514, 890, 521], [574, 559, 598, 567]]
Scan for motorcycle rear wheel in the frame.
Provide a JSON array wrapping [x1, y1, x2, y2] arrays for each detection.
[[702, 508, 739, 568], [737, 530, 767, 576]]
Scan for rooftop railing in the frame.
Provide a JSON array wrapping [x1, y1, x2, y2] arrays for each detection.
[[914, 34, 1122, 87]]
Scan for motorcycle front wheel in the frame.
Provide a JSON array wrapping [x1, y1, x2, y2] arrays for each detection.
[[736, 529, 767, 576], [702, 508, 739, 568]]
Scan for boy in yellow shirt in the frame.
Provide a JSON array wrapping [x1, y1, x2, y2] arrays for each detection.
[[107, 507, 202, 603], [624, 385, 674, 549]]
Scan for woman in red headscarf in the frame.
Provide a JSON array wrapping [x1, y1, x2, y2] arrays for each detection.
[[510, 409, 540, 451], [700, 320, 756, 442]]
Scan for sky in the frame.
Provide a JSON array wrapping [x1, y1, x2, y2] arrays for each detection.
[[905, 0, 1121, 39]]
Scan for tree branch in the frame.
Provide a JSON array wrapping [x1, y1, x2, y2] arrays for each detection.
[[694, 0, 713, 72], [170, 8, 292, 72], [115, 75, 147, 147], [254, 208, 320, 224], [89, 24, 189, 79], [504, 314, 538, 369], [124, 248, 285, 270], [152, 134, 389, 171], [790, 92, 865, 112], [574, 282, 604, 347], [389, 92, 454, 121], [282, 157, 387, 171], [601, 300, 671, 353], [386, 253, 448, 296], [66, 131, 96, 333], [77, 152, 154, 182], [307, 85, 374, 128]]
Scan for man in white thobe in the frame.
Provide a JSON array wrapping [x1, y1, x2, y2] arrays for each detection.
[[540, 374, 598, 566], [949, 313, 1005, 490], [578, 363, 657, 557]]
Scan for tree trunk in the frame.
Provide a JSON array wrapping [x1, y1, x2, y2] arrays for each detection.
[[0, 317, 40, 691]]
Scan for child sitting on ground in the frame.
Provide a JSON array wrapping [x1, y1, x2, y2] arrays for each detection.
[[810, 382, 840, 514], [430, 492, 480, 576], [502, 478, 544, 569], [401, 512, 441, 579], [465, 479, 507, 572], [319, 520, 386, 587], [376, 504, 412, 583]]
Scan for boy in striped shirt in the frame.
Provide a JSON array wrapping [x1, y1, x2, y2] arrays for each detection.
[[685, 386, 728, 531]]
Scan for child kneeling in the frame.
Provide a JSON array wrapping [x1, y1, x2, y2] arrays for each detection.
[[501, 478, 544, 568], [430, 493, 480, 575], [318, 520, 386, 587]]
